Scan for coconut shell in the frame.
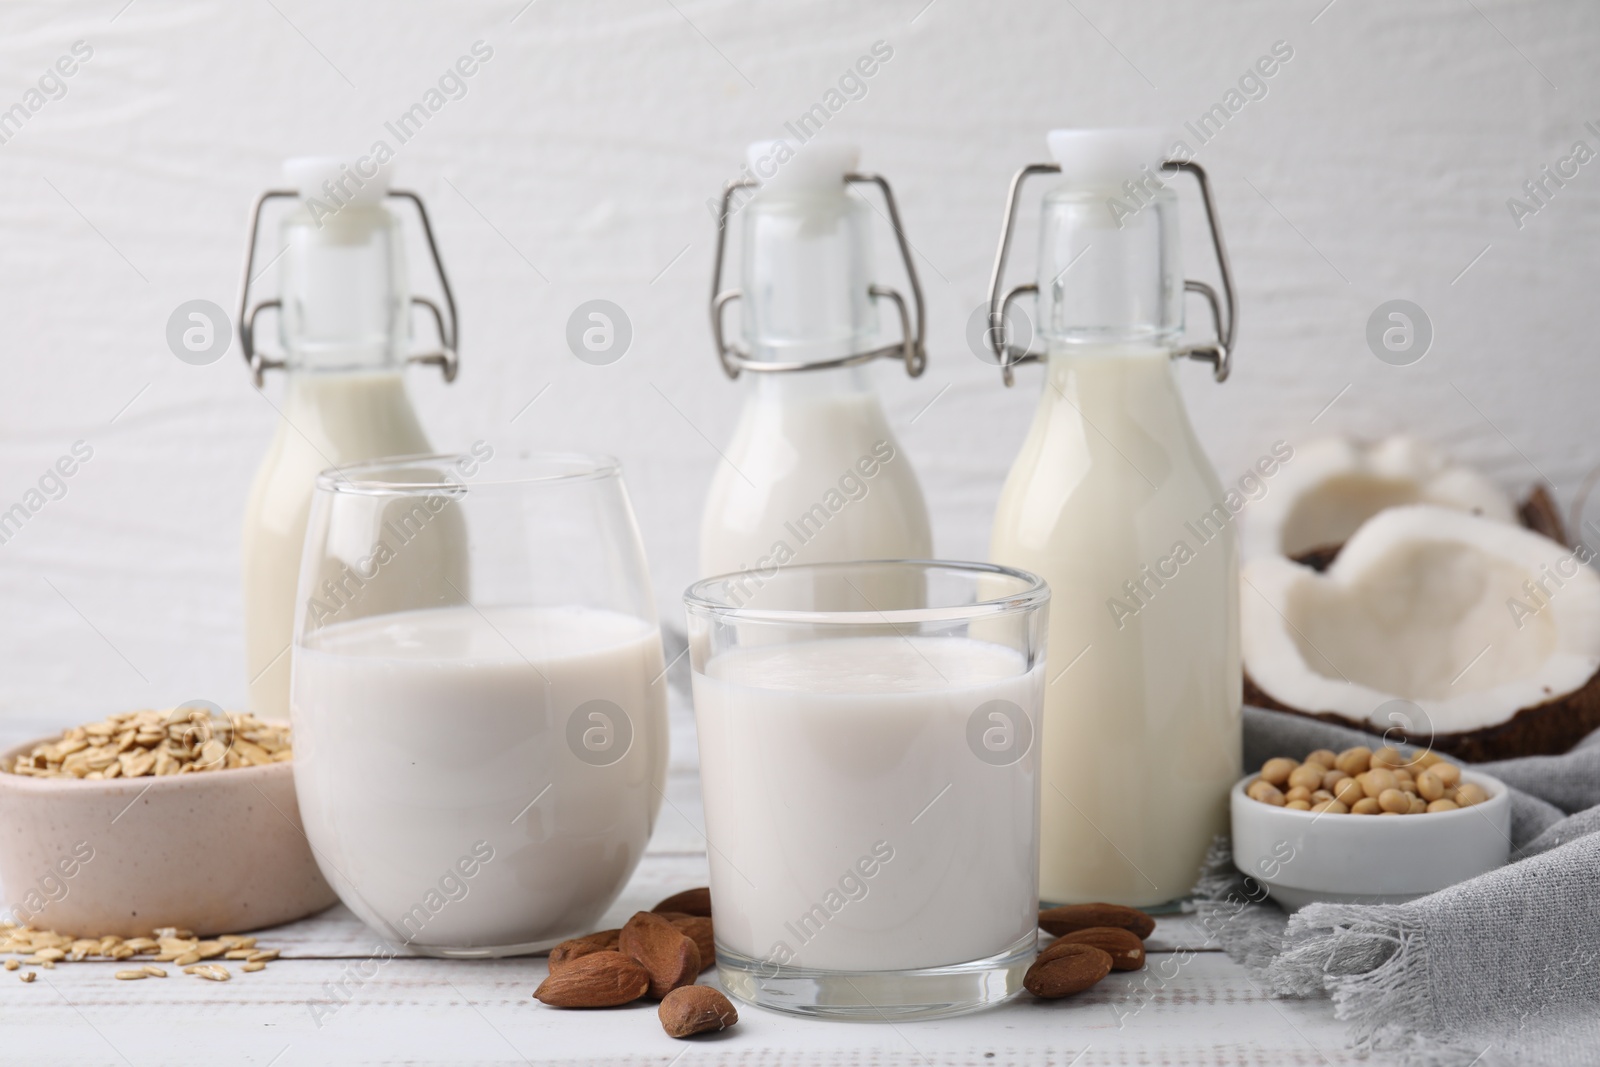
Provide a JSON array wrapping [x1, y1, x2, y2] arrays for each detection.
[[1519, 483, 1569, 548], [1260, 482, 1598, 761], [1289, 543, 1343, 572], [1244, 666, 1600, 762]]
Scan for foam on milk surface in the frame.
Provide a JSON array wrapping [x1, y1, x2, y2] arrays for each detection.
[[307, 603, 649, 663], [706, 636, 1025, 693]]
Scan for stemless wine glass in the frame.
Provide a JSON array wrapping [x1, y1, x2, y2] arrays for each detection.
[[289, 451, 668, 957], [684, 560, 1049, 1020]]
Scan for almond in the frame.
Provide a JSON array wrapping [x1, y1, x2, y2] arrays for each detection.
[[668, 915, 716, 972], [658, 984, 738, 1038], [620, 912, 700, 999], [1038, 902, 1155, 940], [652, 887, 712, 918], [1043, 927, 1145, 971], [583, 928, 621, 951], [1023, 944, 1112, 999], [553, 934, 620, 979], [533, 951, 650, 1008]]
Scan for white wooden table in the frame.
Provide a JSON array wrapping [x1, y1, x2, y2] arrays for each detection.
[[0, 705, 1366, 1066]]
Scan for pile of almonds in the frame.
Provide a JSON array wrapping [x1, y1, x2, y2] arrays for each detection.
[[0, 922, 278, 984], [1246, 745, 1488, 815], [7, 708, 292, 779], [537, 889, 1157, 1028], [535, 887, 737, 1040], [1024, 903, 1154, 999]]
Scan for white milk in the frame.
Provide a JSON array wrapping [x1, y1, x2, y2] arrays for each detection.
[[244, 371, 436, 721], [991, 348, 1241, 907], [699, 372, 931, 579], [291, 604, 668, 952], [692, 635, 1041, 972]]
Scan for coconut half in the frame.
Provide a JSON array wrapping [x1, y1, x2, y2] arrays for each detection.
[[1243, 504, 1600, 760], [1241, 436, 1516, 561]]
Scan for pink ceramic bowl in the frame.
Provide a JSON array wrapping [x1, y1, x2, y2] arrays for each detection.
[[0, 737, 337, 937]]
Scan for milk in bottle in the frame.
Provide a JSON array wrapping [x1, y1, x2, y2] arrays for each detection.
[[239, 159, 461, 719], [987, 130, 1242, 907], [700, 142, 931, 579]]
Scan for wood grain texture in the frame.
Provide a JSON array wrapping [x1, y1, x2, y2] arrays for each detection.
[[0, 920, 1359, 1066]]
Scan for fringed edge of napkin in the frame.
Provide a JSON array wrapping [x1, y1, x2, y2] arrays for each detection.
[[1277, 908, 1495, 1067], [1188, 838, 1292, 976], [1194, 843, 1494, 1067]]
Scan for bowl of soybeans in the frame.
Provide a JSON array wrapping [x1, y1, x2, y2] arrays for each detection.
[[1229, 744, 1511, 912]]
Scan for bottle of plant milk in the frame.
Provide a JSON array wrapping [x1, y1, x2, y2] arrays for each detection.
[[987, 129, 1242, 908], [699, 141, 932, 579], [239, 158, 460, 720]]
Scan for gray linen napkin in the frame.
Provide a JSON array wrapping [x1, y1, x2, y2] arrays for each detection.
[[1192, 706, 1600, 1067]]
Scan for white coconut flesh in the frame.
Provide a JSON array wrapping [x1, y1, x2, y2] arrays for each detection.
[[1242, 436, 1516, 559], [1243, 504, 1600, 735]]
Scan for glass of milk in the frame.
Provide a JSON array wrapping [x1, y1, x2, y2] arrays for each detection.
[[289, 452, 668, 957], [684, 560, 1048, 1019]]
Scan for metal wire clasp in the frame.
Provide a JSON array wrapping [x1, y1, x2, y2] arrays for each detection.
[[235, 190, 460, 389], [709, 173, 927, 380], [984, 160, 1236, 386]]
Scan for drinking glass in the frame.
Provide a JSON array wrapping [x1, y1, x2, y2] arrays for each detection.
[[684, 560, 1048, 1019], [290, 451, 667, 957]]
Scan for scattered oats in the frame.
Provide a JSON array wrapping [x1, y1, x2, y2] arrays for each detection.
[[242, 961, 265, 973], [0, 922, 276, 982]]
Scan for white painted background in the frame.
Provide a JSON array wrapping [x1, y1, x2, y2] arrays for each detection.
[[2, 0, 1597, 731]]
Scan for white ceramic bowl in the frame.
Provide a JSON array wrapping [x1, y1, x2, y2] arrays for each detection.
[[1229, 768, 1511, 911], [0, 736, 337, 937]]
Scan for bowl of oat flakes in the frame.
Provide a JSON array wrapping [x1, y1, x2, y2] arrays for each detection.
[[0, 706, 336, 937]]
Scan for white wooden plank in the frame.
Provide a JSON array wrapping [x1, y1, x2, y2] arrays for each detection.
[[256, 891, 1218, 961], [1, 953, 1358, 1067]]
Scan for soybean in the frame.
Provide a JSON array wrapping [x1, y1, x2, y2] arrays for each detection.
[[1246, 748, 1484, 817]]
